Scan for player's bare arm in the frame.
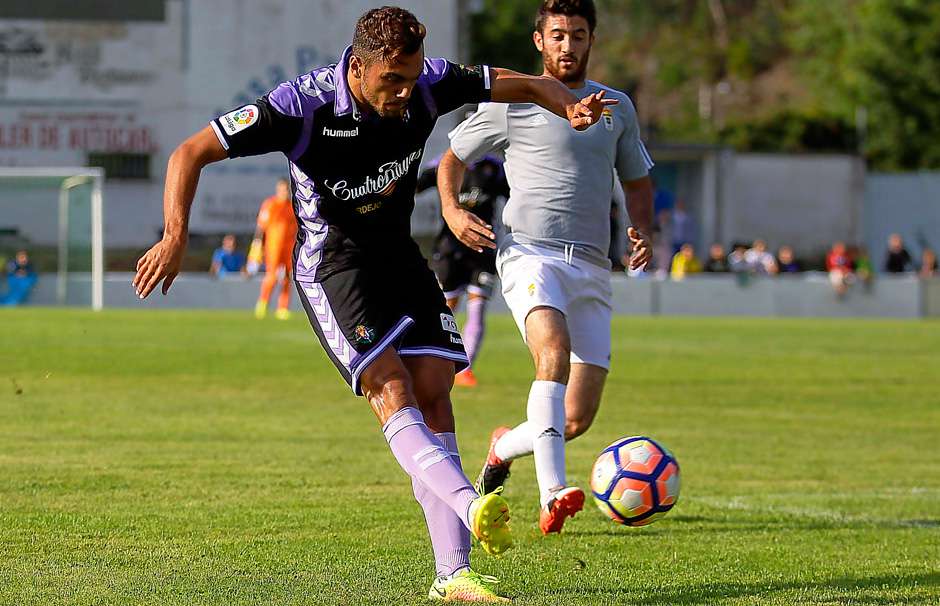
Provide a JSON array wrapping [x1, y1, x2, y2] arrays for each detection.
[[437, 149, 496, 253], [623, 176, 654, 270], [489, 67, 616, 131], [133, 126, 227, 298]]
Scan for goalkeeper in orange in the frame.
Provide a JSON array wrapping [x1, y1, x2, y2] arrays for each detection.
[[252, 178, 298, 320]]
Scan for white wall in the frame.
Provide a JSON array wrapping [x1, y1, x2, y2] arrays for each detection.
[[0, 0, 461, 247], [719, 153, 865, 255]]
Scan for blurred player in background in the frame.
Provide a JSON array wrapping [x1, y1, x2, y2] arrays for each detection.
[[253, 178, 298, 319], [416, 154, 509, 387], [133, 5, 614, 601], [439, 0, 654, 535]]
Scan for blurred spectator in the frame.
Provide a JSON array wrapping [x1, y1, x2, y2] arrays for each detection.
[[210, 234, 246, 277], [608, 200, 624, 271], [671, 199, 695, 254], [652, 178, 674, 215], [728, 243, 750, 273], [884, 233, 913, 273], [776, 246, 801, 273], [703, 243, 729, 272], [670, 243, 702, 280], [826, 241, 853, 297], [0, 250, 38, 306], [745, 240, 778, 275], [651, 208, 673, 278], [920, 249, 938, 278], [852, 246, 874, 288]]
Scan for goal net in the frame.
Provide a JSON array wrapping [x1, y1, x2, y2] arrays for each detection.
[[0, 168, 104, 310]]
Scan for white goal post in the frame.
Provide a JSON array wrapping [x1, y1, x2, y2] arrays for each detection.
[[0, 167, 105, 310]]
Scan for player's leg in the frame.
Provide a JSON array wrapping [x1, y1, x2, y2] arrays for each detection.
[[564, 261, 613, 440], [564, 363, 607, 440], [462, 266, 495, 367], [256, 242, 279, 318], [402, 356, 472, 580], [275, 250, 293, 320]]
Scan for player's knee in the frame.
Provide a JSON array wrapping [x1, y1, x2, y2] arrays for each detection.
[[361, 363, 414, 421], [420, 393, 455, 433], [534, 344, 570, 382], [565, 415, 593, 440]]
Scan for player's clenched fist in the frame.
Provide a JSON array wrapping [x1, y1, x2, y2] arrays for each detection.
[[133, 237, 186, 298], [442, 205, 497, 253]]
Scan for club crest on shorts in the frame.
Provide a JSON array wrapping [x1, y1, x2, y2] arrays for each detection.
[[440, 313, 460, 334], [353, 324, 375, 344], [528, 283, 536, 297]]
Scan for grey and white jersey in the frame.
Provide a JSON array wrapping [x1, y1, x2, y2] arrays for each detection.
[[448, 80, 653, 268]]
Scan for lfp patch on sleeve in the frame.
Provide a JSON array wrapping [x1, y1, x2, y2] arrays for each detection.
[[220, 105, 259, 136]]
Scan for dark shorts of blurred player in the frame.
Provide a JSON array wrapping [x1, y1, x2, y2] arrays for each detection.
[[431, 235, 496, 388]]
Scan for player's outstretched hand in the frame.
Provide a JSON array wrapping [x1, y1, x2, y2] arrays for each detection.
[[133, 237, 186, 299], [567, 90, 619, 131], [443, 206, 496, 253], [627, 227, 652, 271]]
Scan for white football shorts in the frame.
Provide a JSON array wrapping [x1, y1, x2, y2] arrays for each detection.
[[497, 241, 612, 369]]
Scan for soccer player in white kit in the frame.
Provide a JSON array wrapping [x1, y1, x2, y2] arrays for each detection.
[[437, 0, 654, 534]]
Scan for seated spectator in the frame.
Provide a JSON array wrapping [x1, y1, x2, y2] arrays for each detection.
[[703, 243, 729, 272], [210, 234, 246, 277], [671, 200, 695, 254], [728, 243, 750, 273], [777, 246, 801, 273], [884, 233, 913, 273], [920, 249, 938, 278], [826, 241, 853, 297], [670, 243, 702, 280], [745, 239, 778, 275], [0, 250, 38, 306], [852, 246, 874, 288]]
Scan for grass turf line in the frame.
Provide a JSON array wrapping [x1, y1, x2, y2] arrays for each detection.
[[1, 309, 938, 605]]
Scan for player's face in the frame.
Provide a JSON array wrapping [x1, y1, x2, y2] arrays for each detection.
[[275, 181, 289, 200], [534, 14, 593, 84], [356, 50, 425, 119]]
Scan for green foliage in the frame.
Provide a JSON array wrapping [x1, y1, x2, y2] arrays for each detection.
[[2, 309, 940, 604], [470, 0, 541, 74], [719, 110, 858, 153]]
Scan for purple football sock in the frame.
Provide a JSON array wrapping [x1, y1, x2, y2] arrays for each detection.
[[412, 432, 472, 577], [384, 407, 478, 531], [463, 297, 487, 363]]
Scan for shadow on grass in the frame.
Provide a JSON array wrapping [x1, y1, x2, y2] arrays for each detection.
[[543, 571, 940, 605]]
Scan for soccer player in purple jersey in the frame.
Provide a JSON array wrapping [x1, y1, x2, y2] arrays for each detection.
[[133, 7, 613, 602]]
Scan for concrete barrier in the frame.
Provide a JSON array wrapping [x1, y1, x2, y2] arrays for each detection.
[[22, 272, 938, 318]]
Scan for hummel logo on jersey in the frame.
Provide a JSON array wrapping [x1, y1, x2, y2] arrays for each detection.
[[323, 126, 358, 138], [538, 428, 562, 439]]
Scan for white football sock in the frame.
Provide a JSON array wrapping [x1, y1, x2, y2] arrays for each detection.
[[493, 421, 535, 462], [527, 380, 568, 507]]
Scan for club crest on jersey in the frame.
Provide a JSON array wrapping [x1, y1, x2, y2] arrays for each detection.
[[602, 108, 614, 131], [220, 105, 258, 136], [353, 324, 375, 344], [440, 313, 460, 334]]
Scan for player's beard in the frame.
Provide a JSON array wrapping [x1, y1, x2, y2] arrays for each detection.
[[544, 46, 591, 85], [359, 79, 407, 120]]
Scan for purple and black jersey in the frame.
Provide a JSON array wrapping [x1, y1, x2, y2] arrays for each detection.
[[211, 46, 491, 282], [210, 47, 491, 394]]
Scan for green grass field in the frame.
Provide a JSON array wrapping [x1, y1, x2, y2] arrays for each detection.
[[2, 309, 938, 605]]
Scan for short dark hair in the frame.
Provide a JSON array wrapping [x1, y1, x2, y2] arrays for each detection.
[[352, 6, 426, 64], [535, 0, 597, 34]]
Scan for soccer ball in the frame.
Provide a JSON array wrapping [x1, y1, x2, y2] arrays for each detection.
[[590, 436, 680, 526]]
